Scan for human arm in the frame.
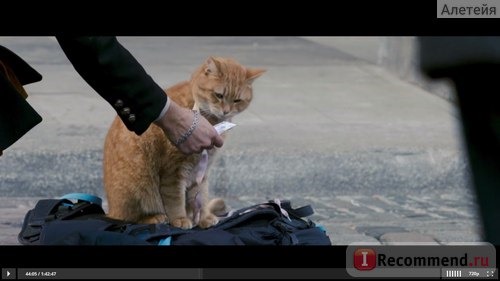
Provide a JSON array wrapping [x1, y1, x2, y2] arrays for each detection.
[[56, 36, 222, 154], [56, 36, 165, 135]]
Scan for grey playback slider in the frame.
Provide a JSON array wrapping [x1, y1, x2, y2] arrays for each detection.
[[16, 268, 347, 279]]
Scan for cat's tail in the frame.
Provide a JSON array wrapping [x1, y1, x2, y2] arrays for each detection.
[[208, 198, 228, 217]]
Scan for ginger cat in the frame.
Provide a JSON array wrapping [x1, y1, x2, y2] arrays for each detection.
[[103, 56, 265, 229]]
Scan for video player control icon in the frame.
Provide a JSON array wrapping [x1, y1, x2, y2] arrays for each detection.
[[2, 268, 16, 280]]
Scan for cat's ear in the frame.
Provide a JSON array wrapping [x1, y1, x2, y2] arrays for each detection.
[[204, 57, 221, 76], [246, 68, 266, 84]]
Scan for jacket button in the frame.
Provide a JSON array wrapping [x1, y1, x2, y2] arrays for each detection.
[[120, 107, 131, 116], [128, 114, 136, 123], [114, 99, 124, 108]]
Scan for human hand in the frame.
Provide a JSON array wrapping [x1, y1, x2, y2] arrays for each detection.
[[154, 100, 223, 154]]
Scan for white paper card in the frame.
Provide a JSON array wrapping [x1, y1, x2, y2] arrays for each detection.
[[214, 121, 237, 134]]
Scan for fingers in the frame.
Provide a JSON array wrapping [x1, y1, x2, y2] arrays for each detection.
[[177, 143, 211, 155], [155, 100, 224, 155], [177, 124, 223, 155], [212, 133, 224, 148]]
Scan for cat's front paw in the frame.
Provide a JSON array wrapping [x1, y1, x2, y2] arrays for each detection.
[[208, 198, 227, 216], [198, 214, 219, 229], [171, 217, 193, 229], [140, 214, 168, 224]]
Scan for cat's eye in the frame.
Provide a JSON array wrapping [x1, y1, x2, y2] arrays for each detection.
[[215, 93, 223, 99], [233, 99, 242, 103]]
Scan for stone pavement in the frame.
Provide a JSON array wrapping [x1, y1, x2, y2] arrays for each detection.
[[0, 37, 482, 245]]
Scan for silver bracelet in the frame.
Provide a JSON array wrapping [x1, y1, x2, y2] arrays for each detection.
[[174, 110, 200, 146]]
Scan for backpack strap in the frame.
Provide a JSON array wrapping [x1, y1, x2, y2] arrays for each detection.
[[268, 199, 314, 218], [61, 193, 102, 206], [274, 199, 314, 218], [17, 199, 67, 244], [158, 236, 172, 245]]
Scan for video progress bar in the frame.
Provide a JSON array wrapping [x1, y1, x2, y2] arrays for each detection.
[[14, 268, 346, 279]]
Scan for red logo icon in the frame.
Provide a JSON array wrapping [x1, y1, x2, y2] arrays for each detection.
[[354, 248, 376, 270]]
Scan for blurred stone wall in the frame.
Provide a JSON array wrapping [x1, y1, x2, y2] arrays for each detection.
[[378, 37, 456, 103]]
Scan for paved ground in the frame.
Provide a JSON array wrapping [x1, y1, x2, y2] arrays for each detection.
[[0, 37, 482, 245]]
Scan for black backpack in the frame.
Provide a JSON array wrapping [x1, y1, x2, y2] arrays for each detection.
[[18, 194, 332, 246]]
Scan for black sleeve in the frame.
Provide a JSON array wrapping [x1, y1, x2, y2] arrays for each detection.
[[56, 36, 168, 135]]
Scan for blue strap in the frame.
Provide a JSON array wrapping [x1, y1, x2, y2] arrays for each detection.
[[316, 224, 327, 233], [158, 236, 172, 246], [60, 193, 102, 206]]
